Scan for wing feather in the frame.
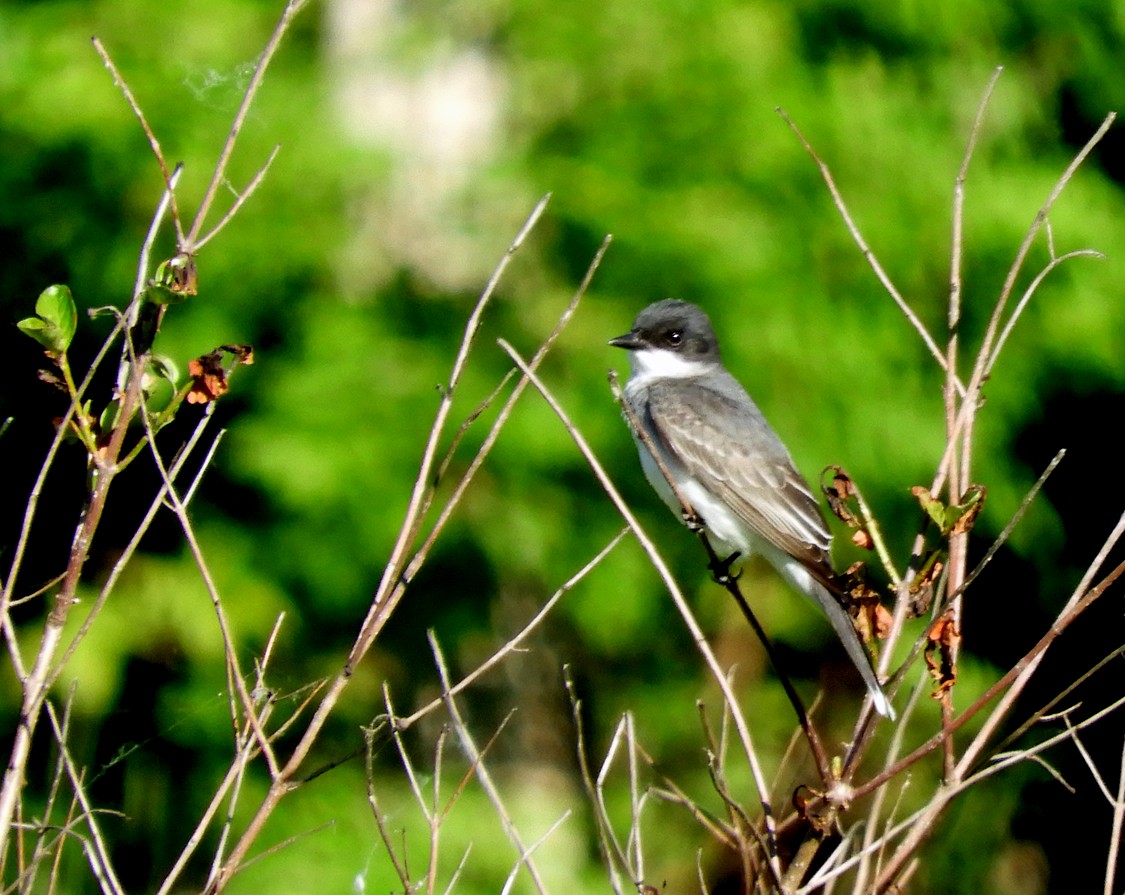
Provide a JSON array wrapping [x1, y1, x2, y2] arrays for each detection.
[[639, 375, 834, 575]]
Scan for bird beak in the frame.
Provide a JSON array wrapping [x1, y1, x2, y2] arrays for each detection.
[[608, 331, 643, 350]]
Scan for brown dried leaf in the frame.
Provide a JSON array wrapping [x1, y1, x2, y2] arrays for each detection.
[[37, 369, 66, 392], [924, 609, 960, 697], [162, 252, 198, 296], [839, 563, 890, 642], [871, 603, 893, 639], [950, 484, 987, 535], [908, 580, 934, 618], [907, 554, 944, 617], [852, 528, 874, 550], [187, 354, 229, 405], [220, 343, 255, 365], [822, 465, 861, 527], [185, 344, 255, 405]]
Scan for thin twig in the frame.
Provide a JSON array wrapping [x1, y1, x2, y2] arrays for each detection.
[[778, 108, 960, 392], [948, 449, 1065, 601], [942, 64, 1002, 764], [43, 703, 124, 895], [985, 249, 1104, 377], [853, 552, 1125, 805], [565, 671, 629, 895], [401, 233, 612, 593], [132, 164, 184, 303], [52, 412, 218, 680], [995, 642, 1125, 755], [430, 633, 554, 895], [1056, 715, 1110, 803], [91, 38, 183, 244], [184, 0, 312, 249], [950, 66, 1003, 332], [194, 145, 282, 250], [205, 201, 558, 892], [351, 194, 552, 668], [865, 690, 1125, 893], [134, 383, 278, 779], [957, 507, 1125, 777], [24, 686, 77, 895], [1104, 736, 1125, 895], [498, 811, 572, 895], [397, 529, 626, 730], [363, 725, 412, 892], [969, 112, 1115, 392]]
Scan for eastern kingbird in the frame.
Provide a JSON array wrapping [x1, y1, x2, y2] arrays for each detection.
[[610, 299, 894, 719]]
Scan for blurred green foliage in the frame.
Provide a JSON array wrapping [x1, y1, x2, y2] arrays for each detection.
[[2, 0, 1124, 892]]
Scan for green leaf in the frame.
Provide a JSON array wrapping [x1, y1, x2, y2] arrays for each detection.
[[99, 400, 121, 434], [142, 283, 189, 306], [17, 284, 77, 354]]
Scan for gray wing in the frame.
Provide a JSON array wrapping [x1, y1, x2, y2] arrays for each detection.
[[641, 375, 835, 576]]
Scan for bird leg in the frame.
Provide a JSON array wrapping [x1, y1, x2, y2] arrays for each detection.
[[708, 550, 743, 586]]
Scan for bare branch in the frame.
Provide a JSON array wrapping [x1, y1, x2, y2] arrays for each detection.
[[1105, 736, 1125, 895], [430, 632, 555, 895], [397, 529, 627, 731], [91, 38, 183, 244], [183, 0, 312, 249], [778, 107, 960, 390], [194, 145, 282, 250]]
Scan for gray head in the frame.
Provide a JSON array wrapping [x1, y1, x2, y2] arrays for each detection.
[[608, 299, 721, 364]]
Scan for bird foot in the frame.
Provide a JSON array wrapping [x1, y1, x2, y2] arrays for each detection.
[[708, 551, 742, 586], [682, 511, 705, 533]]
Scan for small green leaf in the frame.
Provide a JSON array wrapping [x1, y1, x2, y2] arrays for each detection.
[[16, 317, 48, 336], [17, 285, 77, 354], [37, 284, 77, 338], [99, 400, 121, 434], [142, 283, 188, 306]]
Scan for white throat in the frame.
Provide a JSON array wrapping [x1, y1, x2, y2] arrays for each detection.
[[627, 347, 712, 386]]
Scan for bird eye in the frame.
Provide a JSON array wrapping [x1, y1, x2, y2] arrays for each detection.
[[666, 330, 683, 346]]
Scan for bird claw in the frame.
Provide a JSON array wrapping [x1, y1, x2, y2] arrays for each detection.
[[709, 551, 742, 586], [682, 511, 705, 532]]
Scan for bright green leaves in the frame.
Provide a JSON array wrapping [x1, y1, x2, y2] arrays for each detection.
[[17, 285, 78, 356]]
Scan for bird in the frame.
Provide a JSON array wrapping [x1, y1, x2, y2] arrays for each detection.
[[609, 299, 894, 719]]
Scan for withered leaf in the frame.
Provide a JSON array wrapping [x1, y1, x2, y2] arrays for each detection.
[[37, 369, 66, 392], [822, 465, 861, 527], [186, 344, 255, 405], [840, 563, 890, 642], [220, 344, 255, 365], [950, 484, 987, 535], [187, 355, 228, 405], [157, 252, 198, 296], [852, 529, 874, 550], [924, 609, 960, 697]]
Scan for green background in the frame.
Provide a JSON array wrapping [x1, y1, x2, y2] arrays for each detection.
[[2, 0, 1124, 892]]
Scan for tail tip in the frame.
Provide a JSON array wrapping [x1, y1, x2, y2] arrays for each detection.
[[872, 689, 896, 722]]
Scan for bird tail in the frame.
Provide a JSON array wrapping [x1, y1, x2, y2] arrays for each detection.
[[809, 577, 896, 720]]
